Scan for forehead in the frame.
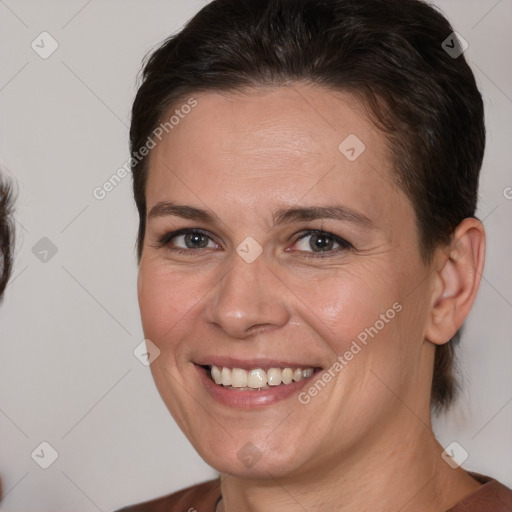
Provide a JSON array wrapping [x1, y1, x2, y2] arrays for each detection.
[[153, 85, 380, 164], [145, 84, 409, 229]]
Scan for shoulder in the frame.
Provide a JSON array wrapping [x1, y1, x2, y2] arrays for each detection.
[[447, 472, 512, 511], [113, 478, 221, 512]]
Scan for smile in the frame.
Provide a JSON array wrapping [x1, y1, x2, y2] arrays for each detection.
[[195, 359, 323, 407]]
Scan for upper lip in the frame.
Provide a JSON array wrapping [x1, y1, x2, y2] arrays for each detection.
[[195, 357, 322, 370]]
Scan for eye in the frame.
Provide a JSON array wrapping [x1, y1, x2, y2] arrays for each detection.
[[157, 229, 219, 253], [291, 230, 353, 258]]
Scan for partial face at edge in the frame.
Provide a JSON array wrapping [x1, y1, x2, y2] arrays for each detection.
[[136, 84, 436, 479]]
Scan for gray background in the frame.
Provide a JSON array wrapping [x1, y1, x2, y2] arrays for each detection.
[[0, 1, 510, 511]]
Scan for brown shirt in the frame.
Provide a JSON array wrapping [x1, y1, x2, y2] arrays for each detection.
[[115, 473, 512, 512]]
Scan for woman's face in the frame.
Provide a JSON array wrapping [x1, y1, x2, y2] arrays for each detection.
[[137, 84, 438, 479]]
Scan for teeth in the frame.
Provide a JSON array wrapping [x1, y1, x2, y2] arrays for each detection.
[[231, 368, 248, 388], [221, 367, 231, 386], [209, 365, 316, 390], [282, 368, 293, 384], [303, 368, 314, 378], [248, 368, 267, 388], [267, 368, 282, 386], [211, 365, 222, 384]]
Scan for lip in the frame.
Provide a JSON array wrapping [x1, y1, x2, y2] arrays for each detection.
[[194, 363, 321, 408], [194, 357, 321, 371]]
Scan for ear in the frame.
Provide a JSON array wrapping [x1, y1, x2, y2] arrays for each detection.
[[425, 218, 486, 345]]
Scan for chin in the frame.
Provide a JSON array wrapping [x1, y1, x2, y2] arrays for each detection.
[[194, 433, 314, 480]]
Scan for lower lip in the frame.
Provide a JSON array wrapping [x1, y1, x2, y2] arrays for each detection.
[[195, 364, 319, 408]]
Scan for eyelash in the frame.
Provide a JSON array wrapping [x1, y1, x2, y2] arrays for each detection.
[[156, 228, 353, 259]]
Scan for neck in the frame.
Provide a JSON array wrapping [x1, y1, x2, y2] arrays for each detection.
[[217, 414, 480, 512]]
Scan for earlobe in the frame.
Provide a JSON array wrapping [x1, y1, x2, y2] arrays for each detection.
[[425, 218, 486, 346]]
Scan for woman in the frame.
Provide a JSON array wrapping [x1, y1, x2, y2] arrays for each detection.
[[117, 0, 512, 510]]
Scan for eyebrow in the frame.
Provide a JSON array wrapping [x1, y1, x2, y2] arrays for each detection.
[[147, 201, 374, 229], [272, 205, 374, 228]]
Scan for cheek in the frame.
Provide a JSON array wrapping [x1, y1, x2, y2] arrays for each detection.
[[137, 265, 164, 336], [286, 267, 400, 353], [137, 264, 192, 344], [137, 262, 222, 357]]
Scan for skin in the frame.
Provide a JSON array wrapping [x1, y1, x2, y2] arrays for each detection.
[[137, 83, 485, 512]]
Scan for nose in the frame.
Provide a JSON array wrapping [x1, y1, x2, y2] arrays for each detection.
[[206, 251, 291, 339]]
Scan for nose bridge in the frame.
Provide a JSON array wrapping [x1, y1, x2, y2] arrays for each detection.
[[207, 250, 290, 338]]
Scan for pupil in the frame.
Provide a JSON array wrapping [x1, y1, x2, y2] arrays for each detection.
[[186, 233, 207, 248], [311, 235, 333, 251]]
